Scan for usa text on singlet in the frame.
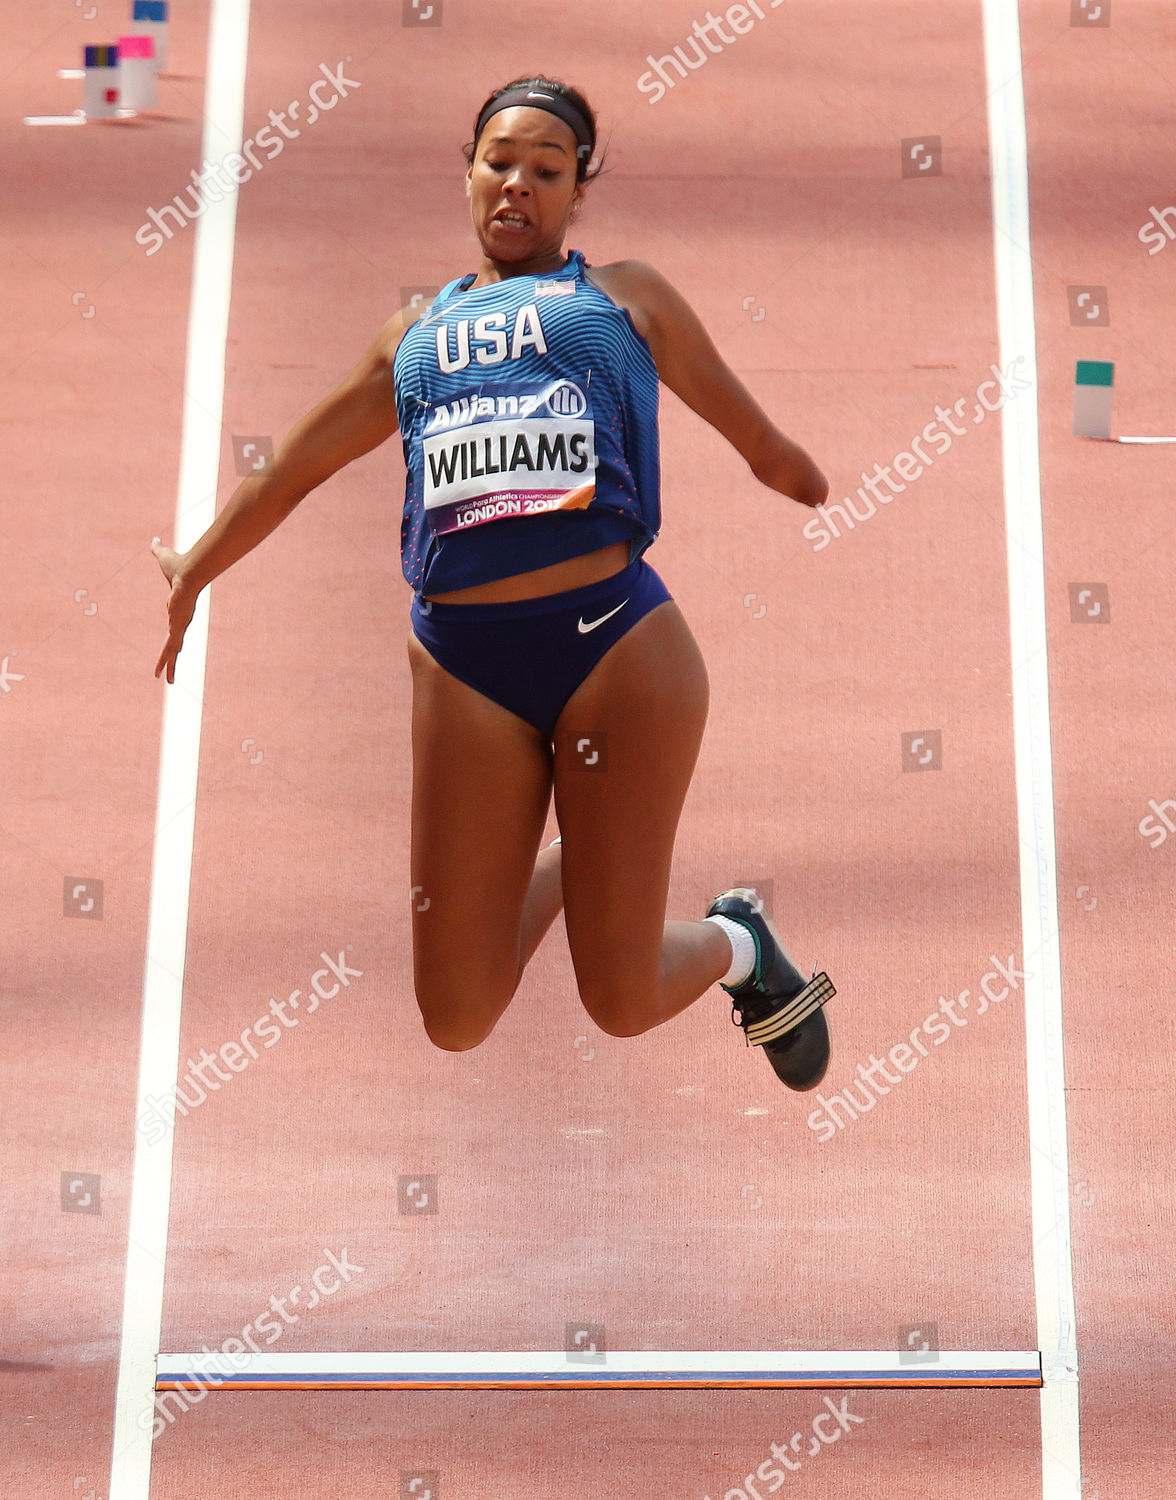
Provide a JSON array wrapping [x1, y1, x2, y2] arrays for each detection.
[[392, 247, 662, 591]]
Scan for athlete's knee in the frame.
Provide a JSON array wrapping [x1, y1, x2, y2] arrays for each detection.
[[414, 980, 512, 1052], [417, 1000, 498, 1051], [585, 1008, 654, 1040], [422, 1019, 491, 1052], [576, 975, 658, 1039]]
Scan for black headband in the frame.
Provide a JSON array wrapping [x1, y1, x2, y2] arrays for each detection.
[[474, 86, 594, 163]]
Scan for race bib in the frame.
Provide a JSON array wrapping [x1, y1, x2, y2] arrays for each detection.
[[420, 378, 597, 535]]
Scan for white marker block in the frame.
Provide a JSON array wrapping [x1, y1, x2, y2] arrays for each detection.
[[132, 0, 169, 72], [83, 45, 120, 118], [118, 34, 157, 110], [1073, 360, 1113, 438]]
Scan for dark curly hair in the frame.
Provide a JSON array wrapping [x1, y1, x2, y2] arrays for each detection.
[[462, 75, 611, 186]]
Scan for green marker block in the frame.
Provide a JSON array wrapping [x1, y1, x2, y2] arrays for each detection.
[[1073, 360, 1113, 438]]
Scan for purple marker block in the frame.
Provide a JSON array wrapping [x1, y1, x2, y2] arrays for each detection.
[[83, 44, 120, 117]]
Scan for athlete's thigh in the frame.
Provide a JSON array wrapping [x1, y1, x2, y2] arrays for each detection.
[[406, 633, 553, 1039], [552, 601, 709, 1019]]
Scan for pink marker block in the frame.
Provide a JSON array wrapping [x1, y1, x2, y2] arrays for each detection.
[[118, 33, 157, 111], [119, 34, 155, 58]]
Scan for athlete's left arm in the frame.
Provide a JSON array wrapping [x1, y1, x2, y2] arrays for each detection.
[[624, 261, 828, 508]]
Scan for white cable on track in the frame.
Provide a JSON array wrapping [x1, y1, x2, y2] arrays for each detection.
[[979, 2, 1082, 1496], [107, 2, 252, 1494]]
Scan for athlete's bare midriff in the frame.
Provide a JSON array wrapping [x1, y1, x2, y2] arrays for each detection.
[[421, 540, 631, 604]]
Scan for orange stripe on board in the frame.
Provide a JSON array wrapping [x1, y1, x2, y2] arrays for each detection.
[[157, 1375, 1042, 1391]]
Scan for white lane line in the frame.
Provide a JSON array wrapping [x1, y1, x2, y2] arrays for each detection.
[[980, 3, 1082, 1498], [107, 2, 252, 1495]]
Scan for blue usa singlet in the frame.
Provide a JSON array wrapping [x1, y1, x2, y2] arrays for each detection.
[[392, 247, 661, 594]]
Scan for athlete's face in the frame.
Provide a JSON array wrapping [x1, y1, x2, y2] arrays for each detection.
[[466, 106, 585, 265]]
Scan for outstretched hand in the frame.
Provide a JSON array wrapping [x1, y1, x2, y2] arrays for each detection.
[[152, 537, 201, 684]]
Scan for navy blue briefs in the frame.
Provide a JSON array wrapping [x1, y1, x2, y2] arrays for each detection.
[[409, 556, 673, 738]]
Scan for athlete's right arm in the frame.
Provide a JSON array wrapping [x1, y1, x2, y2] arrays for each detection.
[[153, 307, 413, 682], [178, 307, 411, 592]]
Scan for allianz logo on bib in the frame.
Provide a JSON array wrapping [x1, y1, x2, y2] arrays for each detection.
[[424, 379, 587, 433]]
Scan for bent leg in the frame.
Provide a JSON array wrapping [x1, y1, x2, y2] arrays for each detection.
[[553, 600, 731, 1037]]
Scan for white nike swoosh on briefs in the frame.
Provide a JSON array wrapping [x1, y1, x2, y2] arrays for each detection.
[[578, 598, 629, 634]]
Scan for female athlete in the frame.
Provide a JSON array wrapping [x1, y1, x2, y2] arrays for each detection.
[[153, 75, 836, 1091]]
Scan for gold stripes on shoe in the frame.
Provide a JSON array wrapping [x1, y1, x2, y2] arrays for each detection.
[[744, 972, 836, 1048]]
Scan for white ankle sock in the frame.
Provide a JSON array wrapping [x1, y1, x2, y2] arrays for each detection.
[[704, 914, 756, 987]]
